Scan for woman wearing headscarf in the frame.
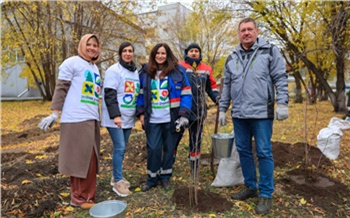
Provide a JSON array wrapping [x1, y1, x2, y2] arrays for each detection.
[[39, 34, 101, 209], [137, 43, 192, 192], [101, 42, 139, 197]]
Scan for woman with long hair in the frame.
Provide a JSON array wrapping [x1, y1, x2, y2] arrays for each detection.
[[137, 43, 192, 192]]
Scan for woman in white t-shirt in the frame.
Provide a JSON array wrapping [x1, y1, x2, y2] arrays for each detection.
[[101, 42, 140, 197], [137, 43, 192, 192], [39, 34, 101, 209]]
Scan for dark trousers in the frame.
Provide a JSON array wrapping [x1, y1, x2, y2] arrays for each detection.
[[188, 119, 203, 169], [146, 122, 181, 186]]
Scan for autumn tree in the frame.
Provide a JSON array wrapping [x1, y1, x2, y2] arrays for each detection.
[[237, 1, 350, 112], [1, 1, 155, 100], [2, 1, 63, 100], [146, 1, 239, 78], [323, 1, 350, 112]]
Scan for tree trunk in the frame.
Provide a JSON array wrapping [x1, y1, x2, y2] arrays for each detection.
[[331, 2, 349, 113], [292, 71, 304, 103]]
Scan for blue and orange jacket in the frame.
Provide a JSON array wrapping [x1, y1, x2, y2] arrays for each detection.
[[136, 64, 192, 133]]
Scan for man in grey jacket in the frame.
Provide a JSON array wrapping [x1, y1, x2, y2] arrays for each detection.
[[219, 17, 289, 215]]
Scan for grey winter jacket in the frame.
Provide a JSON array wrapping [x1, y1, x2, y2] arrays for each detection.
[[219, 38, 288, 119]]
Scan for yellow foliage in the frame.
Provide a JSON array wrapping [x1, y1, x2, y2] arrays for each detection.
[[134, 187, 141, 192], [234, 201, 252, 211], [36, 173, 45, 178], [59, 192, 70, 198], [22, 180, 33, 185], [249, 1, 341, 81], [65, 206, 74, 212], [35, 155, 48, 160]]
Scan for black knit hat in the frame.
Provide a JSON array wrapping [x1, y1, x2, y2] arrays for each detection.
[[185, 43, 201, 55]]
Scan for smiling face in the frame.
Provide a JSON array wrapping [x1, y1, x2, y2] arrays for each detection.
[[121, 45, 134, 64], [86, 37, 99, 59], [187, 48, 200, 59], [238, 21, 259, 50], [155, 46, 167, 68]]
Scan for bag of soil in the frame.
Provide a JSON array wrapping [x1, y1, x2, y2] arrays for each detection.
[[317, 117, 350, 160], [211, 133, 244, 187]]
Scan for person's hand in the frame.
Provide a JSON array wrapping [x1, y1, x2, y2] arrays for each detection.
[[175, 117, 189, 131], [215, 95, 221, 104], [113, 116, 122, 128], [275, 104, 289, 121], [219, 111, 226, 126], [38, 112, 59, 131], [139, 114, 145, 126]]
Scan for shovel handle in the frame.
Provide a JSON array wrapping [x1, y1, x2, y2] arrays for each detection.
[[211, 78, 224, 177]]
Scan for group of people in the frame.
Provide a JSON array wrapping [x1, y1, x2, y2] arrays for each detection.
[[39, 17, 291, 215]]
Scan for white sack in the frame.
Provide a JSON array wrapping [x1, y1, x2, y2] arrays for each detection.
[[317, 117, 350, 160], [211, 134, 244, 187], [328, 117, 350, 130]]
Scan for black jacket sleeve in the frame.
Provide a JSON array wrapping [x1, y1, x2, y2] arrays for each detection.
[[104, 88, 121, 119]]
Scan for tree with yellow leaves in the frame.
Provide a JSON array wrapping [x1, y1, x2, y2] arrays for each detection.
[[240, 1, 350, 112], [1, 1, 154, 100]]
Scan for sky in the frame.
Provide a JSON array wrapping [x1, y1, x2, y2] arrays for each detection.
[[160, 0, 193, 8], [138, 0, 194, 13]]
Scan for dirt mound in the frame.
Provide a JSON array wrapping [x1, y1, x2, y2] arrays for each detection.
[[273, 141, 332, 168], [173, 187, 232, 213]]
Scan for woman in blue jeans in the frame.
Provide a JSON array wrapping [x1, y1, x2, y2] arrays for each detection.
[[101, 42, 140, 197]]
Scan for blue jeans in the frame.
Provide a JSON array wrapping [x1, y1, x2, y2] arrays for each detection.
[[107, 127, 132, 182], [146, 122, 181, 187], [232, 118, 274, 198]]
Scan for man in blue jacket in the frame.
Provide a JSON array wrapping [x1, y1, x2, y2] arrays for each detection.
[[219, 17, 289, 215]]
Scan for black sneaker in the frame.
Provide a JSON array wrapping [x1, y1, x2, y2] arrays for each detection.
[[141, 185, 152, 192], [256, 197, 272, 215], [231, 186, 258, 200]]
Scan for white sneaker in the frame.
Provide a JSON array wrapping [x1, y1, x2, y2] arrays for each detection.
[[113, 180, 130, 197], [110, 177, 130, 188]]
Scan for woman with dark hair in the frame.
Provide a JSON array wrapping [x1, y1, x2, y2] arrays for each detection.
[[101, 42, 140, 197], [137, 43, 192, 192], [39, 34, 101, 209]]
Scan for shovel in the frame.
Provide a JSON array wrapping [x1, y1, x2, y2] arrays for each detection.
[[210, 78, 224, 177]]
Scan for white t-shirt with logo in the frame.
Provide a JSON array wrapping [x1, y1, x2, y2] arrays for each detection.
[[150, 71, 171, 124], [58, 56, 101, 123], [101, 62, 140, 129]]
